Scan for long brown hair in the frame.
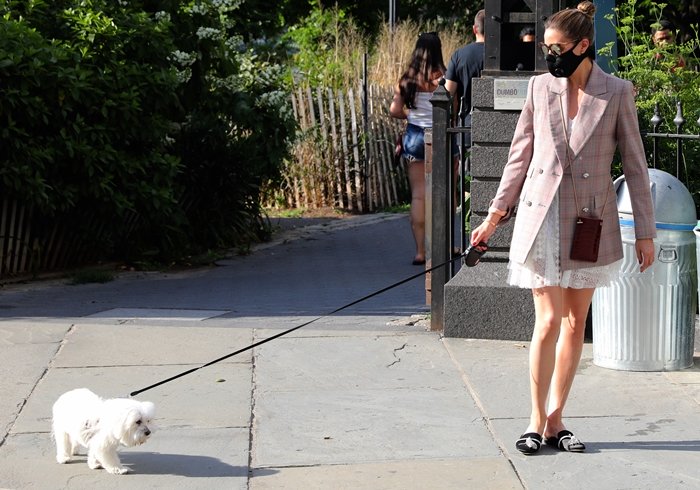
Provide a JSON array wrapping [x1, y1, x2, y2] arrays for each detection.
[[398, 32, 445, 109]]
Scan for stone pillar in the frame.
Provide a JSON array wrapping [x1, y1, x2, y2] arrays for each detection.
[[442, 0, 564, 340], [443, 76, 535, 340]]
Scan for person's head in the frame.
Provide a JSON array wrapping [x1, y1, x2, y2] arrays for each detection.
[[407, 31, 445, 80], [541, 1, 595, 77], [399, 32, 445, 107], [473, 10, 485, 41], [652, 19, 676, 45], [519, 26, 535, 43]]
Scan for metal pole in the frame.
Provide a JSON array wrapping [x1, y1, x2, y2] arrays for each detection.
[[429, 80, 451, 331], [389, 0, 395, 30], [651, 103, 661, 169], [673, 100, 685, 179]]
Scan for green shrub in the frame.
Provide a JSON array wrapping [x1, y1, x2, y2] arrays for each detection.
[[167, 1, 296, 252], [601, 0, 700, 211], [284, 1, 365, 89], [0, 0, 296, 266], [0, 1, 182, 264], [1, 2, 180, 214]]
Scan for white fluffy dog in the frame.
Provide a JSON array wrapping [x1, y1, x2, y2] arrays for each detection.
[[52, 388, 155, 475]]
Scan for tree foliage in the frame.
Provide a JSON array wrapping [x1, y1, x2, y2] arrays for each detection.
[[600, 0, 700, 209], [0, 0, 296, 263], [277, 0, 483, 35], [0, 1, 180, 217], [168, 0, 296, 250], [283, 1, 366, 88]]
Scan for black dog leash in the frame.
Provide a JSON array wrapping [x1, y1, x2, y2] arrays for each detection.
[[129, 250, 477, 397]]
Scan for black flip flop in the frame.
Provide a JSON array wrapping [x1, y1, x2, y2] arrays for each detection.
[[515, 432, 542, 455], [464, 241, 488, 267], [545, 430, 586, 452]]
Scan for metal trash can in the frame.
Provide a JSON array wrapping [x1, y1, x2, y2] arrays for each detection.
[[592, 169, 698, 371]]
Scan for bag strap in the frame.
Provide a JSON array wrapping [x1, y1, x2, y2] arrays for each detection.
[[558, 94, 610, 220]]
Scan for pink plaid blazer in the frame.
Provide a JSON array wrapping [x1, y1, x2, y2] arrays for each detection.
[[491, 63, 656, 271]]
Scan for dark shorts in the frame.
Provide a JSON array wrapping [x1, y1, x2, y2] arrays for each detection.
[[402, 123, 460, 162]]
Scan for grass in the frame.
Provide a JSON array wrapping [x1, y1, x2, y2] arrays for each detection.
[[380, 203, 410, 213], [68, 268, 115, 285], [267, 208, 305, 218], [264, 207, 351, 219], [266, 205, 410, 217]]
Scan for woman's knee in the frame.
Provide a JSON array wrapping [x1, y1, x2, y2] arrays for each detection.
[[561, 312, 588, 338], [532, 314, 560, 343]]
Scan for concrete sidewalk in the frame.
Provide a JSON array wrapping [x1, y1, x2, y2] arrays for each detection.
[[1, 212, 699, 489]]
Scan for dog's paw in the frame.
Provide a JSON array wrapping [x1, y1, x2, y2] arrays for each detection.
[[56, 455, 71, 464], [87, 459, 102, 470], [107, 466, 130, 475]]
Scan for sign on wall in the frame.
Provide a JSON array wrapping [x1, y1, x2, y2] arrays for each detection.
[[493, 78, 531, 110]]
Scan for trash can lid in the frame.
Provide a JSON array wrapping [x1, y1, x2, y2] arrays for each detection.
[[615, 168, 697, 225]]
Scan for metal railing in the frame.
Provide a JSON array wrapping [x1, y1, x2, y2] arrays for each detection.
[[644, 101, 700, 183], [428, 81, 471, 330]]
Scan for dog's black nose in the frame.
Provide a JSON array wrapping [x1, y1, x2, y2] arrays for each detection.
[[145, 429, 151, 436]]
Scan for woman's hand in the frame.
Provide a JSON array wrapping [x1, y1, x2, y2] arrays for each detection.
[[470, 219, 499, 249], [636, 238, 655, 272]]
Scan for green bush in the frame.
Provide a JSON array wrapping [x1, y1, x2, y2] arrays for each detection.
[[0, 0, 296, 265], [167, 1, 296, 251], [283, 1, 365, 89], [0, 1, 182, 261], [601, 0, 700, 211], [1, 2, 180, 213]]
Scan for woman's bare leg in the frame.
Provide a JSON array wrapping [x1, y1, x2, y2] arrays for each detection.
[[545, 287, 594, 437], [524, 286, 563, 435], [406, 160, 426, 262]]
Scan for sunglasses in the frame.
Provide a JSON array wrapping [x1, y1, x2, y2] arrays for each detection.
[[538, 39, 580, 56], [419, 31, 438, 38]]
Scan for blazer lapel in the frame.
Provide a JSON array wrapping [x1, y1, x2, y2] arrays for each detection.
[[547, 76, 570, 169], [569, 63, 613, 157]]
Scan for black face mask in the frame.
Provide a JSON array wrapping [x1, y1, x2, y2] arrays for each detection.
[[546, 45, 588, 78]]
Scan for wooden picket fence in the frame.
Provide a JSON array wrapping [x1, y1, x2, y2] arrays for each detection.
[[0, 199, 141, 280], [271, 84, 409, 212], [0, 200, 91, 278]]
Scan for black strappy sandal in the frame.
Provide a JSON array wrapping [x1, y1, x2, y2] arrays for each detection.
[[515, 432, 543, 455], [545, 430, 586, 452]]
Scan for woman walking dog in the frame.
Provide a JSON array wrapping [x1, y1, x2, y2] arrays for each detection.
[[471, 1, 656, 454]]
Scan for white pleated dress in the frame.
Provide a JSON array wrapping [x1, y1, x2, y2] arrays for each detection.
[[507, 118, 622, 290]]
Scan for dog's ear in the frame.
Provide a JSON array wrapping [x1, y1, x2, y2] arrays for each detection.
[[139, 401, 155, 420], [121, 407, 145, 431], [110, 407, 147, 444]]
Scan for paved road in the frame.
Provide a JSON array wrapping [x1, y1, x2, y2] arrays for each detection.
[[1, 212, 699, 489]]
